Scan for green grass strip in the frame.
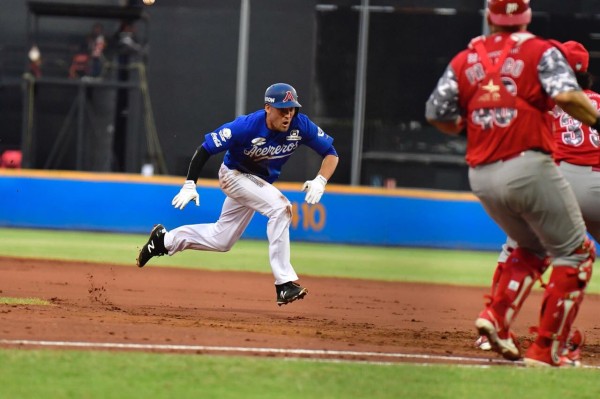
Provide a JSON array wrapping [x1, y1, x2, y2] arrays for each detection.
[[0, 349, 598, 399], [0, 297, 51, 305]]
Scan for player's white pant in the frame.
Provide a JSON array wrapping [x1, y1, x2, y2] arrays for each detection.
[[164, 163, 298, 285]]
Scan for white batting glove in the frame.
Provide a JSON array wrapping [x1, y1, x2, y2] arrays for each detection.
[[171, 180, 200, 210], [302, 175, 327, 205]]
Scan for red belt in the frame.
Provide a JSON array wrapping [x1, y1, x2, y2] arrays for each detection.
[[592, 167, 600, 172]]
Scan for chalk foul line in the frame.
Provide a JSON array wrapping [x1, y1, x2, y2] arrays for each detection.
[[0, 339, 511, 365], [1, 339, 599, 368]]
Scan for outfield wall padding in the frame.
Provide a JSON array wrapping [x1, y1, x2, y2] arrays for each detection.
[[0, 170, 505, 250]]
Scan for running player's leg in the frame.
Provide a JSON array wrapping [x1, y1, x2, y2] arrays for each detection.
[[166, 196, 254, 253], [217, 164, 298, 285]]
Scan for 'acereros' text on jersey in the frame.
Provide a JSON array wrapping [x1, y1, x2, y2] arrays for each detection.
[[203, 110, 334, 183]]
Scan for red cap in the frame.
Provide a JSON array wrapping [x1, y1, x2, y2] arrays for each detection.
[[487, 0, 532, 26], [562, 41, 589, 73]]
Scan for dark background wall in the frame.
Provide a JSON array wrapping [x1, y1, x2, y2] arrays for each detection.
[[3, 0, 600, 189], [0, 0, 318, 182], [147, 0, 318, 181]]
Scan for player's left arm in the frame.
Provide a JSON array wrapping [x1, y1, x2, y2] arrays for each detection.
[[302, 120, 339, 204], [302, 149, 338, 205], [298, 117, 339, 203], [315, 152, 339, 181]]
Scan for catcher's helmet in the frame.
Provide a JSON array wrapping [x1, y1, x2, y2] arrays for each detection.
[[264, 83, 302, 109], [487, 0, 531, 26]]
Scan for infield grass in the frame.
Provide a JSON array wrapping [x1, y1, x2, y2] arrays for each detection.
[[0, 349, 598, 399], [1, 227, 600, 293], [0, 227, 497, 286]]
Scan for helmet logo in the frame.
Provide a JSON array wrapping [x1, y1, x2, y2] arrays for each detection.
[[283, 91, 295, 103], [506, 3, 518, 14]]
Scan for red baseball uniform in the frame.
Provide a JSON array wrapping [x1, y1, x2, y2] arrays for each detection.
[[553, 89, 600, 167], [426, 28, 593, 367], [450, 33, 556, 166], [552, 89, 600, 246], [427, 0, 597, 368]]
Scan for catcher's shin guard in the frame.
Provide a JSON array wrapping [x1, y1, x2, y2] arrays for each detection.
[[485, 261, 506, 305], [525, 248, 593, 367], [475, 248, 549, 360], [484, 244, 514, 303], [480, 245, 517, 310], [489, 248, 549, 327], [475, 260, 506, 352], [475, 251, 512, 351]]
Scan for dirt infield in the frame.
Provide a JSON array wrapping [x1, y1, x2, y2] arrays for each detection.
[[1, 256, 599, 366]]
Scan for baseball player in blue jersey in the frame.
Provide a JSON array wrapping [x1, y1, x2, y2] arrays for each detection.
[[136, 83, 339, 305]]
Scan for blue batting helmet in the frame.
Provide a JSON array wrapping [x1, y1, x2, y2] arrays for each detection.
[[264, 83, 302, 108]]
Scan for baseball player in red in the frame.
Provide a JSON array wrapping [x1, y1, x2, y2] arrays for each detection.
[[426, 0, 600, 367], [475, 40, 600, 365], [553, 41, 600, 244]]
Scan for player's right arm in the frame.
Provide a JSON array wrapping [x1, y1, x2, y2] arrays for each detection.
[[171, 144, 211, 210], [425, 65, 465, 135], [172, 118, 245, 210]]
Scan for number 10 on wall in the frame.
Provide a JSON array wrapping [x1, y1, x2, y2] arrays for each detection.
[[291, 202, 326, 232]]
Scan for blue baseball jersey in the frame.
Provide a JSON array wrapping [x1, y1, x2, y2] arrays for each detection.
[[202, 110, 335, 183]]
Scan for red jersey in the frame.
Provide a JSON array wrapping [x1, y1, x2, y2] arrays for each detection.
[[451, 32, 556, 166], [552, 89, 600, 167]]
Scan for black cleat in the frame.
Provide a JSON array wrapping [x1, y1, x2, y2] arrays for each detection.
[[276, 281, 308, 306], [136, 224, 167, 268]]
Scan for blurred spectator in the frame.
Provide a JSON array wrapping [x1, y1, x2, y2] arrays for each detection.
[[68, 22, 106, 79], [88, 22, 106, 77], [28, 44, 42, 78], [68, 43, 90, 79], [115, 21, 144, 57]]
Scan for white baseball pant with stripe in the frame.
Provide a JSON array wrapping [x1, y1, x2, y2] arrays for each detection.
[[163, 163, 298, 285]]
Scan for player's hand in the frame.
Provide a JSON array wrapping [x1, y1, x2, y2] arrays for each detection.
[[172, 180, 200, 210], [302, 175, 327, 205]]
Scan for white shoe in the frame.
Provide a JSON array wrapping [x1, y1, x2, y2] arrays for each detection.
[[474, 335, 492, 351]]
